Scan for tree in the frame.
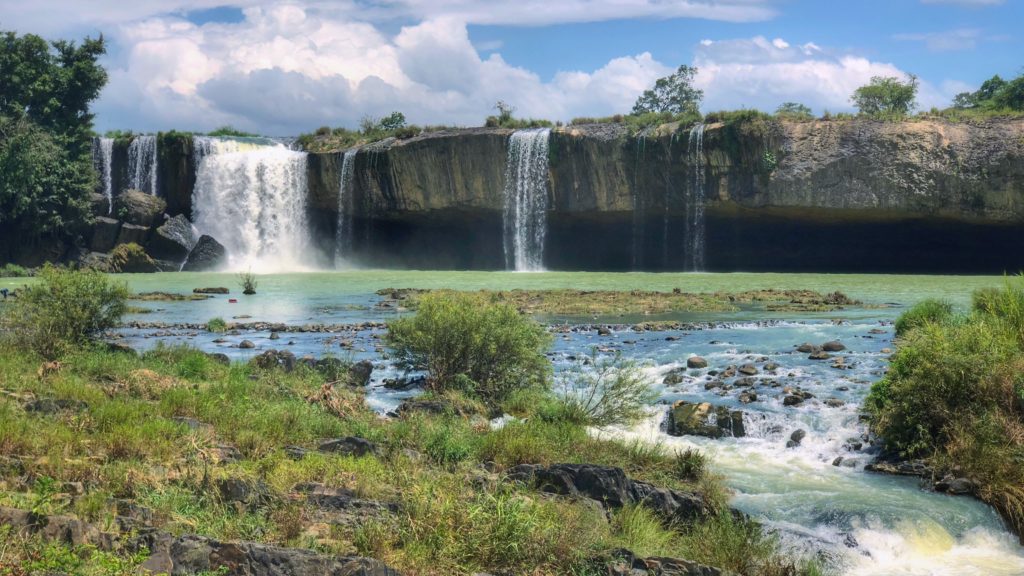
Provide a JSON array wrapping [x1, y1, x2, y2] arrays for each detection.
[[379, 111, 406, 131], [951, 91, 977, 110], [632, 65, 703, 115], [775, 102, 813, 119], [851, 74, 919, 117], [0, 31, 106, 260], [992, 75, 1024, 111]]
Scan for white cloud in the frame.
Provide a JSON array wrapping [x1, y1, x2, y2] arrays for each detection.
[[692, 36, 955, 113], [0, 0, 775, 37], [893, 28, 983, 51], [93, 7, 673, 133]]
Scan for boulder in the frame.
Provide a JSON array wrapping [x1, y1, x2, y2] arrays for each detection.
[[822, 340, 847, 352], [808, 351, 832, 360], [738, 363, 758, 376], [113, 189, 165, 228], [115, 223, 150, 248], [663, 368, 686, 385], [934, 475, 975, 495], [141, 533, 401, 576], [90, 217, 122, 252], [110, 243, 159, 273], [787, 429, 807, 448], [686, 356, 708, 369], [217, 477, 273, 510], [318, 436, 380, 458], [382, 375, 426, 391], [506, 464, 712, 524], [79, 251, 114, 272], [181, 235, 228, 272], [148, 214, 197, 262], [606, 548, 729, 576], [89, 192, 110, 217], [250, 349, 296, 372], [348, 360, 373, 387], [666, 401, 745, 439], [782, 395, 804, 407], [239, 340, 256, 349]]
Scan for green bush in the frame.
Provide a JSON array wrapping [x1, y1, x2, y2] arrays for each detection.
[[0, 263, 30, 277], [557, 352, 657, 427], [206, 317, 228, 333], [1, 265, 128, 357], [893, 298, 953, 337], [386, 291, 552, 404]]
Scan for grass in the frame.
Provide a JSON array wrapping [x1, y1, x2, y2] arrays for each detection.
[[379, 287, 862, 316], [868, 277, 1024, 543], [0, 341, 814, 574]]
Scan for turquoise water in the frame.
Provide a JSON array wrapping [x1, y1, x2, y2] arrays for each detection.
[[5, 270, 1023, 573]]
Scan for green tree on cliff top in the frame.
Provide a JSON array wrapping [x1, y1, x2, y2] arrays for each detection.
[[851, 74, 919, 117], [632, 65, 704, 116]]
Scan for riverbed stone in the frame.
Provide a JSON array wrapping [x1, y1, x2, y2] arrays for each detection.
[[686, 356, 708, 369], [663, 368, 686, 385], [348, 360, 373, 387], [666, 401, 745, 439], [808, 350, 832, 360], [822, 340, 847, 352]]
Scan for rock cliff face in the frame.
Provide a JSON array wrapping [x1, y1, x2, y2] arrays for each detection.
[[99, 118, 1024, 272]]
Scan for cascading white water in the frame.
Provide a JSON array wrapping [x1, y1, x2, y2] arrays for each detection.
[[192, 141, 311, 272], [92, 137, 114, 213], [128, 135, 158, 195], [503, 128, 551, 272], [686, 124, 706, 271], [334, 149, 358, 268]]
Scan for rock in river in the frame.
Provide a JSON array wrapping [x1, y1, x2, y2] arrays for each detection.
[[666, 401, 745, 439]]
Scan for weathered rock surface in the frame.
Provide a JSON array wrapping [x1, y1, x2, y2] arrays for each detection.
[[113, 189, 166, 228], [115, 223, 150, 248], [181, 234, 228, 271], [90, 217, 122, 252], [148, 214, 197, 262], [605, 548, 733, 576], [318, 436, 380, 458], [667, 401, 745, 439], [506, 464, 712, 524]]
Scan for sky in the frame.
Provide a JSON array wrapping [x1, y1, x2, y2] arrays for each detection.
[[1, 0, 1021, 135]]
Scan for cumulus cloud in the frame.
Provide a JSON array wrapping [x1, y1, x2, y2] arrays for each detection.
[[93, 6, 673, 133], [692, 36, 954, 113]]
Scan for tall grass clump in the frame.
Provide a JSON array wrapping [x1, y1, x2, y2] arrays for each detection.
[[0, 265, 128, 357], [557, 352, 657, 427], [893, 298, 953, 337], [386, 291, 552, 405], [868, 278, 1024, 541]]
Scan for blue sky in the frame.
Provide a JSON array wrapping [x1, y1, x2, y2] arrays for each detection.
[[1, 0, 1019, 134]]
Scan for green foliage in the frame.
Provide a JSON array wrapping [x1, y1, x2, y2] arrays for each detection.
[[775, 102, 814, 120], [109, 242, 155, 273], [296, 111, 429, 152], [206, 317, 228, 333], [557, 352, 657, 428], [851, 74, 919, 117], [671, 448, 708, 482], [484, 101, 553, 129], [0, 263, 30, 277], [0, 30, 107, 256], [386, 291, 552, 404], [1, 265, 128, 357], [952, 73, 1024, 112], [868, 280, 1024, 538], [893, 299, 953, 337], [632, 65, 703, 115], [703, 109, 774, 125], [206, 125, 258, 138]]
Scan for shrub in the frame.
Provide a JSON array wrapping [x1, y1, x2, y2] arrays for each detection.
[[386, 291, 552, 404], [557, 352, 657, 427], [1, 265, 128, 357], [671, 448, 708, 482], [0, 263, 30, 277], [238, 270, 257, 295], [206, 317, 227, 333], [893, 298, 953, 337]]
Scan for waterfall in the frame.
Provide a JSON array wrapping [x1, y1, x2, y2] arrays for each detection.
[[334, 149, 358, 268], [686, 124, 706, 271], [92, 137, 114, 213], [193, 135, 280, 173], [128, 135, 158, 195], [191, 142, 311, 272], [503, 128, 551, 272]]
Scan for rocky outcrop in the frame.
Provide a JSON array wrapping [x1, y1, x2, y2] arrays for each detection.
[[182, 234, 227, 271], [149, 214, 197, 262], [606, 549, 734, 576], [667, 401, 746, 439], [89, 217, 121, 252], [507, 463, 712, 524], [113, 189, 166, 228]]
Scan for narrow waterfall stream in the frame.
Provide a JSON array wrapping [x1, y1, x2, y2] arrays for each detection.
[[127, 135, 158, 195], [503, 129, 551, 271], [92, 137, 113, 213], [686, 124, 706, 271], [191, 138, 311, 272], [334, 148, 358, 268]]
